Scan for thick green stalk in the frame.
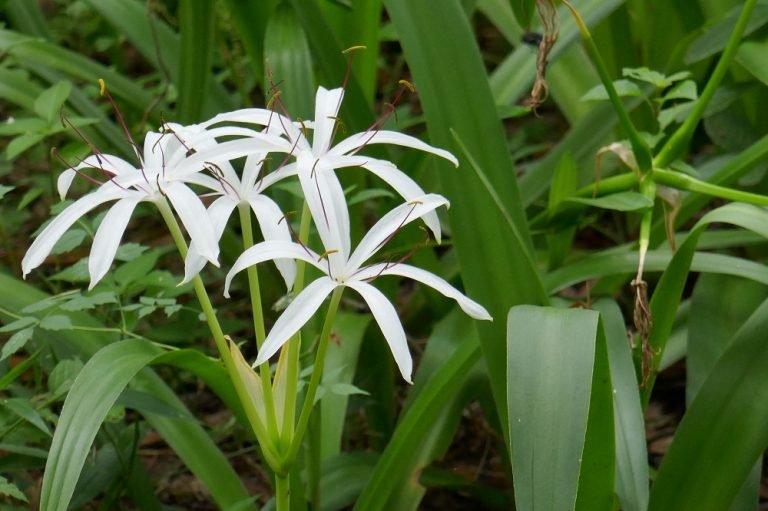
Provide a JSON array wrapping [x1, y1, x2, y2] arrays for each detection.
[[563, 0, 653, 174], [282, 286, 344, 470], [155, 198, 281, 468], [653, 169, 768, 207], [280, 201, 313, 440], [275, 473, 290, 510], [238, 203, 281, 442], [654, 0, 758, 168]]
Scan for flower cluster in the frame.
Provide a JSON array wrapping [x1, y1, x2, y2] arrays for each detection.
[[23, 86, 492, 382]]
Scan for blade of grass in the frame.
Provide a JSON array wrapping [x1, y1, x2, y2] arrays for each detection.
[[177, 0, 216, 123]]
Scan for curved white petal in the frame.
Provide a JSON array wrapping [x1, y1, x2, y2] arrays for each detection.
[[249, 195, 296, 290], [242, 152, 269, 192], [256, 162, 299, 193], [253, 277, 338, 366], [76, 153, 138, 177], [176, 138, 293, 177], [163, 182, 219, 265], [224, 240, 323, 298], [183, 196, 237, 284], [22, 188, 129, 277], [88, 197, 141, 289], [345, 280, 413, 383], [328, 155, 442, 243], [57, 169, 77, 200], [330, 130, 458, 167], [312, 87, 344, 154], [297, 153, 349, 274], [346, 194, 449, 272], [365, 263, 492, 321]]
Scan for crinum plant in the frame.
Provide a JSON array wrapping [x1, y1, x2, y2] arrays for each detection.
[[22, 81, 491, 510]]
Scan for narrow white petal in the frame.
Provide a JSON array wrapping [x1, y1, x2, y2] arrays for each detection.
[[249, 195, 296, 290], [76, 153, 138, 177], [175, 138, 292, 176], [88, 197, 141, 288], [57, 169, 77, 200], [200, 109, 305, 146], [253, 277, 338, 366], [224, 240, 323, 298], [242, 152, 269, 192], [296, 153, 350, 274], [182, 197, 237, 284], [163, 182, 219, 265], [369, 263, 492, 321], [22, 189, 128, 277], [254, 162, 299, 193], [327, 155, 442, 242], [345, 281, 413, 383], [346, 194, 449, 272], [312, 87, 344, 154], [330, 130, 459, 167]]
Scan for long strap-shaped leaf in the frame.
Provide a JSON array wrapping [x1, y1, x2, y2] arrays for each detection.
[[385, 0, 547, 446], [648, 295, 768, 510], [507, 305, 614, 511], [40, 339, 163, 511]]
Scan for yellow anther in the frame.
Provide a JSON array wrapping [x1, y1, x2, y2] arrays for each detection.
[[398, 80, 415, 93], [342, 45, 367, 54], [98, 79, 106, 96]]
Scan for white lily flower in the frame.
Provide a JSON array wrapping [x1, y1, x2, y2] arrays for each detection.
[[22, 127, 223, 289], [197, 86, 459, 247], [223, 194, 492, 383]]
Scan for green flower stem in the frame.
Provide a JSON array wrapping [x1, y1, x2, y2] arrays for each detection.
[[155, 198, 281, 468], [238, 203, 281, 442], [636, 177, 656, 281], [654, 0, 758, 168], [280, 201, 313, 442], [563, 0, 653, 174], [281, 286, 344, 471], [653, 168, 768, 207], [275, 473, 290, 510]]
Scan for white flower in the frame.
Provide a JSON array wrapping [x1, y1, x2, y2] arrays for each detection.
[[223, 194, 492, 383], [196, 86, 459, 247], [22, 128, 222, 289]]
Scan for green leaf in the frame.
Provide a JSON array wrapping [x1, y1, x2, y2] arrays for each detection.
[[264, 3, 315, 119], [48, 359, 84, 396], [1, 328, 35, 362], [39, 315, 74, 331], [177, 0, 215, 123], [685, 1, 768, 64], [6, 132, 46, 159], [0, 118, 47, 135], [622, 67, 678, 88], [593, 299, 648, 511], [659, 79, 698, 103], [386, 0, 548, 448], [17, 187, 43, 211], [60, 292, 118, 312], [581, 79, 643, 101], [507, 305, 613, 511], [509, 0, 536, 29], [33, 81, 72, 124], [735, 40, 768, 86], [648, 296, 768, 510], [2, 397, 51, 436], [0, 475, 28, 503], [564, 192, 654, 212], [0, 185, 14, 200], [40, 340, 164, 510], [0, 316, 39, 332], [49, 229, 87, 255]]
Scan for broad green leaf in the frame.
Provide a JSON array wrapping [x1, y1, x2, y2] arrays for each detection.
[[593, 299, 648, 511], [319, 452, 377, 511], [40, 340, 164, 511], [33, 81, 71, 124], [177, 0, 215, 123], [6, 132, 46, 159], [648, 296, 768, 510], [48, 359, 84, 396], [0, 118, 47, 135], [264, 4, 315, 119], [0, 185, 14, 199], [0, 316, 38, 332], [509, 0, 536, 28], [563, 192, 654, 212], [507, 305, 613, 511], [386, 0, 547, 447], [581, 79, 643, 101]]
